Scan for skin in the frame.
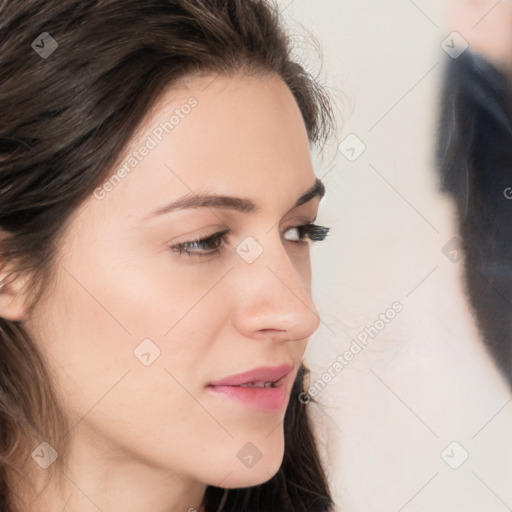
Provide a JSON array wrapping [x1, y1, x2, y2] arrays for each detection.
[[0, 72, 326, 511], [445, 0, 512, 83]]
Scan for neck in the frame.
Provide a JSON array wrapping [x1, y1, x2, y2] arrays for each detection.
[[10, 431, 207, 512]]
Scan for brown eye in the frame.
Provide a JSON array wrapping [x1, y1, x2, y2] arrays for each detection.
[[171, 229, 230, 258], [170, 223, 330, 259]]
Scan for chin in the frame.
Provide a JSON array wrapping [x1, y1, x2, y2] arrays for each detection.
[[202, 441, 285, 489], [221, 458, 284, 489]]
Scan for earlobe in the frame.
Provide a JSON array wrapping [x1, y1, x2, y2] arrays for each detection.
[[0, 272, 30, 322]]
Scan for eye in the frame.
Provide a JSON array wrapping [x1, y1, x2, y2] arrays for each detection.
[[283, 223, 330, 243], [171, 228, 230, 258], [170, 223, 330, 258]]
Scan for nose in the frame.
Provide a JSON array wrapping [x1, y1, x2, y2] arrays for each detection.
[[230, 234, 321, 343]]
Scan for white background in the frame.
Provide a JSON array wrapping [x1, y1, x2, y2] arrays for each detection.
[[279, 1, 512, 511]]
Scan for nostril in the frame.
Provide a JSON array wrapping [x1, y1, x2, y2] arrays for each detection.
[[255, 328, 290, 341]]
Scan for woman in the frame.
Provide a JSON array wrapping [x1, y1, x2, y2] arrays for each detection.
[[0, 0, 337, 510]]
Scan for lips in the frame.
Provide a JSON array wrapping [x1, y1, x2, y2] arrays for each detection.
[[206, 363, 294, 412], [207, 363, 293, 388]]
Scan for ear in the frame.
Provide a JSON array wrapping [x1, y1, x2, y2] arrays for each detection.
[[0, 270, 30, 322]]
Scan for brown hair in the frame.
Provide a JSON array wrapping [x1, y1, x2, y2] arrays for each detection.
[[0, 0, 337, 510]]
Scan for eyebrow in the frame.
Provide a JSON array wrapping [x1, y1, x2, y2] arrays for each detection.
[[145, 177, 325, 218]]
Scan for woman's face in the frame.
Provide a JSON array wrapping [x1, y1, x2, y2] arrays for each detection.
[[22, 72, 325, 496]]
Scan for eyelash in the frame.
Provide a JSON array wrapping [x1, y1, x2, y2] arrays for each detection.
[[170, 223, 331, 258]]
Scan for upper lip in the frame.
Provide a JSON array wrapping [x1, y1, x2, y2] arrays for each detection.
[[208, 363, 294, 386]]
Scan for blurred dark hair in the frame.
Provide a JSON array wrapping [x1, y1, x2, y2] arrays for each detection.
[[436, 50, 512, 385], [0, 0, 337, 510]]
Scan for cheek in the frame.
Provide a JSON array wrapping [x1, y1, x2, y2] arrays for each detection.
[[32, 250, 227, 411]]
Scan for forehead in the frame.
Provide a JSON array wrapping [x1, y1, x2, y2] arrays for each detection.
[[86, 72, 316, 223]]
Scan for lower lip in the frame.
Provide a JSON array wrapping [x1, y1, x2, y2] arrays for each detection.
[[206, 376, 290, 412]]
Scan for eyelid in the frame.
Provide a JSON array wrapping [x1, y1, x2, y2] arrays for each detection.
[[166, 223, 228, 245], [166, 208, 317, 245]]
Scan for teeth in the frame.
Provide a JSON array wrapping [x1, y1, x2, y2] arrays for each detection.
[[240, 381, 275, 388]]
